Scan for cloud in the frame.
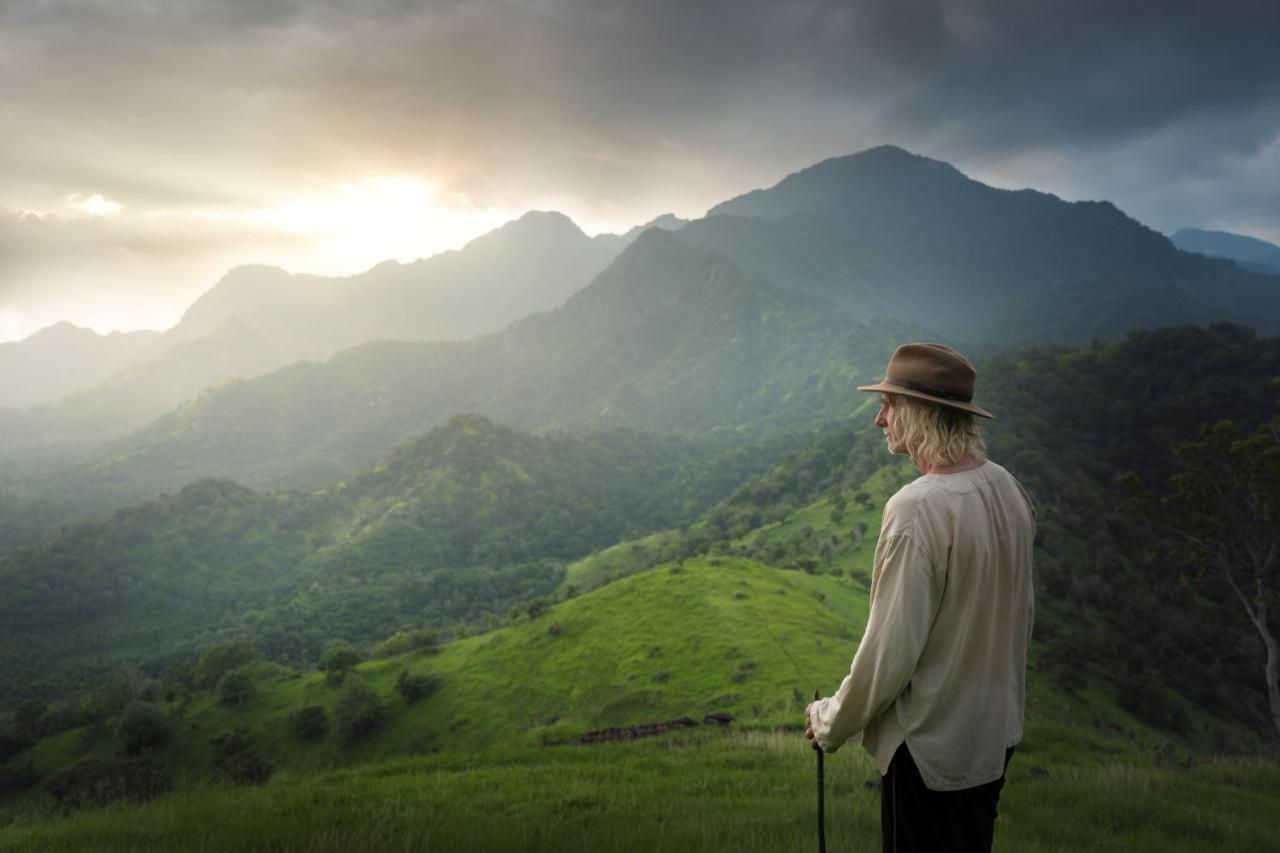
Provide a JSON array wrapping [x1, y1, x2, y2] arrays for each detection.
[[1, 0, 1278, 337], [0, 205, 308, 340]]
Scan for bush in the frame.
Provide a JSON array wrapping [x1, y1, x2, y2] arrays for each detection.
[[319, 641, 363, 686], [210, 728, 273, 785], [395, 670, 440, 705], [332, 678, 388, 745], [372, 629, 438, 659], [0, 725, 31, 763], [0, 760, 38, 795], [194, 640, 258, 690], [218, 667, 257, 707], [12, 701, 48, 742], [289, 705, 329, 741], [47, 756, 170, 808], [118, 702, 171, 755]]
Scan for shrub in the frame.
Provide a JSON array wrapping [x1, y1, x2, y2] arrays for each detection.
[[118, 702, 171, 755], [12, 701, 48, 742], [319, 641, 363, 686], [372, 629, 438, 659], [194, 640, 258, 690], [332, 678, 388, 745], [395, 670, 440, 705], [47, 756, 170, 808], [0, 725, 31, 763], [210, 728, 273, 785], [651, 670, 671, 684], [289, 705, 329, 741], [218, 667, 256, 707], [0, 761, 38, 796]]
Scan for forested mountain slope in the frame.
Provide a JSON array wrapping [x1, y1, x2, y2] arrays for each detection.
[[0, 416, 810, 706], [680, 145, 1280, 344], [0, 230, 916, 550]]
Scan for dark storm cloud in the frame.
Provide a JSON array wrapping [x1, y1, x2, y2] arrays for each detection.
[[2, 0, 1277, 339], [5, 0, 1276, 206]]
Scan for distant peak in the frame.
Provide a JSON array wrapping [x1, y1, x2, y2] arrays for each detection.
[[707, 144, 970, 220], [214, 264, 292, 286], [809, 144, 962, 177], [506, 210, 584, 235], [461, 210, 587, 251], [25, 320, 95, 342]]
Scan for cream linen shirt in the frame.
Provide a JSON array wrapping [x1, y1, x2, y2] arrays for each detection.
[[808, 459, 1035, 791]]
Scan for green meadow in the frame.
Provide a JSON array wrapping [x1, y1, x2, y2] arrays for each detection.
[[3, 557, 1278, 851]]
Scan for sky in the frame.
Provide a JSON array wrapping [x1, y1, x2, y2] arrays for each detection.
[[2, 0, 1278, 342]]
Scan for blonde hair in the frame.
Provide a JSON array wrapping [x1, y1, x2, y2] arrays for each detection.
[[889, 394, 986, 467]]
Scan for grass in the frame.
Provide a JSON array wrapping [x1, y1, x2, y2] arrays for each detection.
[[2, 724, 1278, 852], [3, 523, 1278, 850]]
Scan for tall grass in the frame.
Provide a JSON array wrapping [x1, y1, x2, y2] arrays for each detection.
[[3, 727, 1277, 852]]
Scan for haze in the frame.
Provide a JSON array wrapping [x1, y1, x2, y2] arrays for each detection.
[[2, 0, 1278, 342]]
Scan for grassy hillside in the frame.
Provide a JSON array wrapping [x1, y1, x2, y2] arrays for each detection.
[[3, 557, 1278, 852], [0, 417, 810, 706]]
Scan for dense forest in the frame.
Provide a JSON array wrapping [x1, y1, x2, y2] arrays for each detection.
[[0, 417, 817, 705], [3, 323, 1275, 740]]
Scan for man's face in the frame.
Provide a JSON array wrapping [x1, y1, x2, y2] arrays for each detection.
[[875, 393, 907, 455]]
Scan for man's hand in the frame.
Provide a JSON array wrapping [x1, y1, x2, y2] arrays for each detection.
[[804, 701, 821, 751]]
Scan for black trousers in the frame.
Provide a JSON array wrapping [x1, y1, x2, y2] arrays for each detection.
[[881, 743, 1014, 853]]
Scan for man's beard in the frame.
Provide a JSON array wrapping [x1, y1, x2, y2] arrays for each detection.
[[884, 430, 907, 456]]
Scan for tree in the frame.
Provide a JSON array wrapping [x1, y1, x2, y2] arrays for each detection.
[[396, 669, 439, 704], [1125, 417, 1280, 732], [289, 705, 329, 741], [319, 641, 363, 686], [218, 668, 256, 707], [118, 702, 171, 755], [194, 640, 258, 690], [332, 678, 389, 744]]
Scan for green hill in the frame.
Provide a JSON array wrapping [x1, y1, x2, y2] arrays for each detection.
[[0, 416, 811, 706], [4, 557, 1278, 852]]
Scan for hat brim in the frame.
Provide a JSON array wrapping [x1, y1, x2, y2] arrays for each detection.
[[856, 382, 994, 419]]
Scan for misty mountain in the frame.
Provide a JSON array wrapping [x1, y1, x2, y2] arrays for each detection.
[[176, 210, 622, 359], [0, 319, 283, 453], [87, 230, 915, 489], [0, 415, 801, 703], [1170, 227, 1280, 275], [0, 322, 163, 409], [591, 213, 689, 254], [0, 230, 917, 549], [679, 145, 1280, 343], [0, 211, 625, 445]]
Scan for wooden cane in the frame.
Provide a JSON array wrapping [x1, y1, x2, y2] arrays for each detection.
[[815, 688, 826, 853]]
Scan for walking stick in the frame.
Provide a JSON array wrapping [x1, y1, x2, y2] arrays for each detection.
[[815, 688, 826, 853]]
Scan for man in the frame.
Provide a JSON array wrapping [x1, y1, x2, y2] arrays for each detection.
[[804, 342, 1035, 853]]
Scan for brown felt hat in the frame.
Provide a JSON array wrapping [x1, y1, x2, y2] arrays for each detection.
[[857, 343, 994, 419]]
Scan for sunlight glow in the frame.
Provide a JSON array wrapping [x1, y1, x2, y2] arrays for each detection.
[[67, 193, 124, 216], [256, 177, 511, 273]]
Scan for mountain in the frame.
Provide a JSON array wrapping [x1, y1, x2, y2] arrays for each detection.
[[591, 213, 689, 254], [0, 211, 625, 451], [0, 322, 162, 409], [22, 231, 915, 514], [0, 318, 283, 453], [1170, 227, 1280, 275], [679, 145, 1280, 344], [175, 211, 621, 360], [0, 415, 806, 705]]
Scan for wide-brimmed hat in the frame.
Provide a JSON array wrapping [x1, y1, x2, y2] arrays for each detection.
[[857, 343, 994, 419]]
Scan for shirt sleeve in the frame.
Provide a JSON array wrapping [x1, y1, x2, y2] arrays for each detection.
[[809, 532, 944, 752]]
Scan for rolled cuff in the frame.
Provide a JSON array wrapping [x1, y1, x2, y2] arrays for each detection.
[[808, 697, 862, 753]]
